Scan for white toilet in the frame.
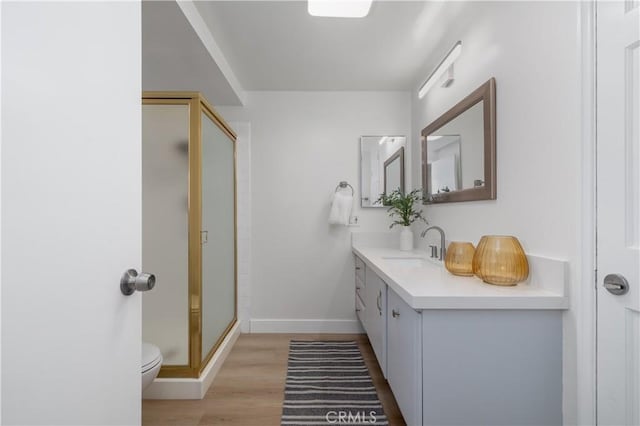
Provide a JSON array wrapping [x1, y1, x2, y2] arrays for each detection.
[[141, 342, 162, 391]]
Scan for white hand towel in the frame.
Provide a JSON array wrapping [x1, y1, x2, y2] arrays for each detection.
[[328, 192, 353, 225]]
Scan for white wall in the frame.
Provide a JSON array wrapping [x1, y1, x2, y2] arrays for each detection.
[[409, 2, 581, 423], [218, 91, 411, 332], [229, 122, 252, 333]]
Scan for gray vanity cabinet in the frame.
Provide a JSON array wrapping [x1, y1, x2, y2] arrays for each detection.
[[387, 289, 422, 426], [421, 310, 563, 426], [354, 249, 564, 426]]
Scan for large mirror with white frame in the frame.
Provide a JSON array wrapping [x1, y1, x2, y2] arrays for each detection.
[[360, 136, 406, 207], [422, 78, 496, 204]]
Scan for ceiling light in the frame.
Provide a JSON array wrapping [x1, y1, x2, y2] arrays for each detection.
[[418, 41, 462, 99], [308, 0, 373, 18]]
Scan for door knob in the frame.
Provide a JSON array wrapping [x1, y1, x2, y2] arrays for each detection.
[[120, 269, 156, 296], [603, 273, 629, 296]]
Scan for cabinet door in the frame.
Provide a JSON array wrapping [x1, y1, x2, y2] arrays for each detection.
[[364, 267, 386, 376], [354, 256, 367, 330], [355, 255, 366, 283], [355, 292, 365, 326], [387, 288, 422, 426]]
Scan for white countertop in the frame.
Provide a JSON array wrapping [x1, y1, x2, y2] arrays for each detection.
[[352, 245, 569, 310]]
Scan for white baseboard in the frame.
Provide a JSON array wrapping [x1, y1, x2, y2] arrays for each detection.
[[250, 319, 365, 334], [143, 321, 241, 400]]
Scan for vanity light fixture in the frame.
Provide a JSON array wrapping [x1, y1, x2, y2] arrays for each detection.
[[308, 0, 373, 18], [418, 41, 462, 99]]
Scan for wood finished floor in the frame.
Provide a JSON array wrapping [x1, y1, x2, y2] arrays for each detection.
[[142, 334, 405, 426]]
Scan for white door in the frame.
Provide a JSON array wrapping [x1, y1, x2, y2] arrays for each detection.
[[2, 2, 142, 425], [596, 1, 640, 425]]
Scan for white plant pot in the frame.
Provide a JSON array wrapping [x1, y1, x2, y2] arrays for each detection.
[[400, 226, 413, 251]]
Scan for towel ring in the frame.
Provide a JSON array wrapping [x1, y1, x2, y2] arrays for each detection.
[[334, 181, 354, 195]]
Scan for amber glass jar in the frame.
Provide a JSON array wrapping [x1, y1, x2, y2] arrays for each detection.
[[473, 236, 529, 286], [445, 242, 475, 276]]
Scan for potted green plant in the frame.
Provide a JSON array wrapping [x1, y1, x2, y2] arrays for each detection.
[[376, 189, 428, 251]]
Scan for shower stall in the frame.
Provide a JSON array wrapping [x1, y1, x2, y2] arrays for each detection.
[[141, 92, 237, 378]]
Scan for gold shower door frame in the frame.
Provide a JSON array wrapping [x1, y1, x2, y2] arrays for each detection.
[[142, 92, 238, 378]]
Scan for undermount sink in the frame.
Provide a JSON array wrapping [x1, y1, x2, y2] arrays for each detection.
[[381, 256, 436, 268]]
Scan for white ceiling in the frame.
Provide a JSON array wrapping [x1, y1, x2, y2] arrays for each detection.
[[194, 1, 454, 91], [142, 1, 243, 105]]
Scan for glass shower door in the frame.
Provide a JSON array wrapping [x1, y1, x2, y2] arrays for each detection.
[[141, 102, 190, 367], [200, 110, 236, 361]]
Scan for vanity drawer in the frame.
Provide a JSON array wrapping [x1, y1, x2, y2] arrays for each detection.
[[355, 292, 365, 325], [356, 288, 364, 307], [355, 255, 365, 282], [355, 275, 365, 302]]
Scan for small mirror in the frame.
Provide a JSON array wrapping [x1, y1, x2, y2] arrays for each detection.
[[360, 136, 406, 207], [422, 78, 496, 204], [384, 147, 404, 195]]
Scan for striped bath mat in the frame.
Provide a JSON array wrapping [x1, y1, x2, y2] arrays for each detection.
[[281, 340, 388, 426]]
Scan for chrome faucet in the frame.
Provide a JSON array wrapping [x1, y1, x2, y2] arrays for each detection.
[[420, 226, 446, 261]]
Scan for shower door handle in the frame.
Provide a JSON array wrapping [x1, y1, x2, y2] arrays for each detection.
[[120, 269, 156, 296]]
